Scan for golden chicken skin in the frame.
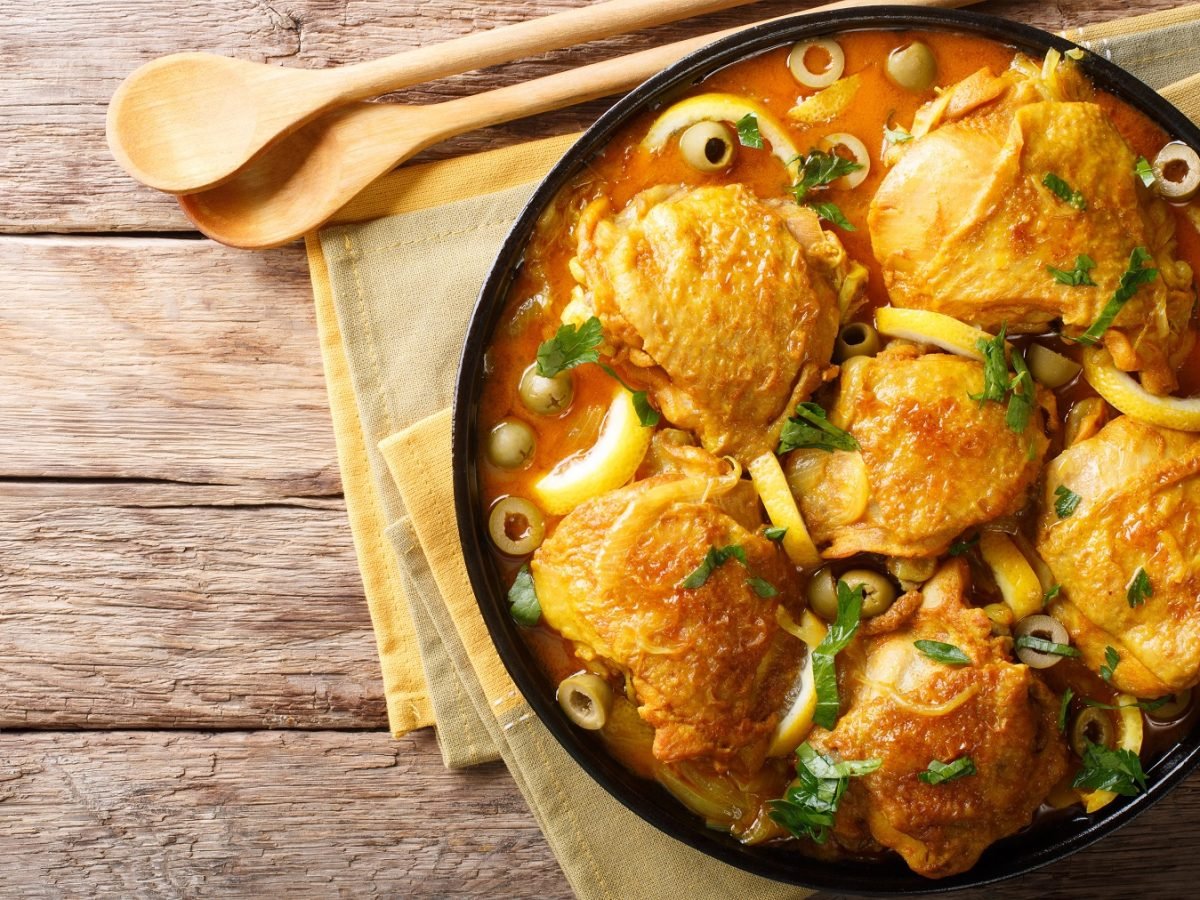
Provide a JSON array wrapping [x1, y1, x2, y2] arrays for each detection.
[[809, 561, 1069, 879], [571, 183, 864, 461], [786, 344, 1051, 559], [1038, 415, 1200, 697], [870, 57, 1194, 394], [531, 470, 804, 773]]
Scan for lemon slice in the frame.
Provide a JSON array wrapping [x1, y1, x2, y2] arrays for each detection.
[[767, 609, 827, 757], [1079, 694, 1143, 814], [1083, 347, 1200, 431], [979, 531, 1042, 621], [748, 452, 821, 568], [642, 93, 801, 179], [532, 387, 653, 516], [875, 307, 1001, 359]]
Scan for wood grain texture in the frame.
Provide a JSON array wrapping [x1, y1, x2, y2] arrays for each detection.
[[0, 481, 385, 730], [0, 235, 335, 492], [1, 0, 1185, 234]]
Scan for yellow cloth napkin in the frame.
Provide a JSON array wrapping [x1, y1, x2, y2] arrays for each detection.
[[305, 8, 1200, 897]]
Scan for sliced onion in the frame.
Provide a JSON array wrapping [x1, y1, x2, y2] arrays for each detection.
[[788, 39, 845, 89], [819, 132, 870, 189]]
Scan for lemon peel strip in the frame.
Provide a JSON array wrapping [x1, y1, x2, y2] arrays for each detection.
[[1083, 347, 1200, 431], [748, 452, 821, 568]]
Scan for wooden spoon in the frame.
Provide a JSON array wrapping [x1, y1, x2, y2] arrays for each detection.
[[107, 0, 762, 195], [179, 0, 979, 250]]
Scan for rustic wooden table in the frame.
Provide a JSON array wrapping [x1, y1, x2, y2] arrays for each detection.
[[4, 1, 1198, 896]]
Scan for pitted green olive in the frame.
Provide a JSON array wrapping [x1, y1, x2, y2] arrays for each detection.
[[486, 418, 536, 469], [1070, 706, 1117, 757], [835, 322, 881, 361], [886, 42, 937, 92], [806, 567, 838, 622], [1148, 688, 1192, 721], [519, 363, 573, 416], [839, 569, 897, 618], [557, 672, 614, 730], [1014, 614, 1070, 669], [679, 121, 734, 172], [488, 496, 546, 556]]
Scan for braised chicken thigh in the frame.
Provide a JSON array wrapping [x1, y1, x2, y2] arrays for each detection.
[[871, 59, 1194, 393], [531, 471, 804, 771], [572, 183, 859, 460], [787, 344, 1050, 558], [1038, 416, 1200, 697], [809, 561, 1068, 878]]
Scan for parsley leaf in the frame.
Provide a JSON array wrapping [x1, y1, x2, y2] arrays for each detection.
[[1127, 567, 1152, 608], [918, 756, 976, 785], [747, 576, 779, 598], [778, 402, 860, 454], [1014, 635, 1081, 658], [970, 325, 1010, 404], [1048, 254, 1097, 286], [1072, 741, 1147, 797], [812, 580, 864, 729], [680, 544, 746, 590], [914, 640, 971, 666], [598, 364, 659, 427], [1044, 584, 1062, 604], [1076, 246, 1158, 345], [1059, 687, 1074, 732], [768, 742, 880, 843], [1006, 350, 1035, 434], [806, 200, 856, 231], [764, 526, 788, 542], [507, 565, 541, 626], [790, 149, 863, 202], [1042, 172, 1088, 210], [1054, 485, 1082, 518], [1135, 155, 1157, 188], [1100, 645, 1120, 683], [536, 317, 603, 377], [735, 113, 764, 149], [949, 534, 980, 557]]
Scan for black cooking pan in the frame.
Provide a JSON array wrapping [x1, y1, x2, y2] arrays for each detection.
[[452, 7, 1200, 892]]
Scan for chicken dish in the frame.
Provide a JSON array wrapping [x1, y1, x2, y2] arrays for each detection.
[[475, 28, 1200, 879]]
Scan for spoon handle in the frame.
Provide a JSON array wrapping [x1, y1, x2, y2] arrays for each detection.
[[332, 0, 763, 102]]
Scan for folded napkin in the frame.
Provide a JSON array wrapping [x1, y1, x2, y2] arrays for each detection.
[[305, 8, 1200, 897]]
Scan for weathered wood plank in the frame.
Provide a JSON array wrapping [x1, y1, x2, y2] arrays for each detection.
[[0, 729, 572, 898], [2, 0, 1182, 234], [0, 482, 385, 729], [0, 235, 336, 493]]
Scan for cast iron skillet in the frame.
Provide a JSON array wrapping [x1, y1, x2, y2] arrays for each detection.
[[453, 6, 1200, 892]]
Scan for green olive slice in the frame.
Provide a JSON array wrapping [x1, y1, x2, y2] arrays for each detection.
[[488, 496, 546, 556], [557, 672, 614, 730], [678, 121, 734, 172]]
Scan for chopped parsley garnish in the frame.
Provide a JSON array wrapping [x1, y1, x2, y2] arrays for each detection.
[[1135, 155, 1157, 188], [812, 580, 865, 730], [747, 576, 779, 598], [507, 565, 541, 626], [1059, 687, 1074, 731], [1127, 567, 1152, 608], [914, 640, 972, 666], [767, 742, 880, 844], [1083, 695, 1171, 712], [1048, 254, 1097, 286], [1054, 485, 1082, 518], [764, 526, 788, 542], [1042, 172, 1088, 210], [1044, 584, 1062, 605], [968, 325, 1034, 435], [777, 402, 860, 454], [680, 544, 747, 589], [790, 148, 863, 202], [970, 325, 1010, 404], [949, 534, 980, 557], [1100, 645, 1120, 683], [735, 113, 763, 149], [598, 363, 660, 427], [1014, 635, 1082, 658], [1076, 246, 1158, 345], [806, 200, 856, 231], [536, 316, 602, 377], [1006, 350, 1035, 434], [1072, 741, 1147, 797], [918, 756, 976, 785], [884, 113, 914, 144]]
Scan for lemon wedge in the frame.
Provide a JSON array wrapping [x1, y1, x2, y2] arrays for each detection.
[[1083, 347, 1200, 431], [1079, 694, 1143, 813], [979, 531, 1043, 621], [748, 452, 821, 568], [641, 93, 801, 179], [532, 387, 652, 516], [875, 307, 1001, 359], [768, 608, 827, 757]]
